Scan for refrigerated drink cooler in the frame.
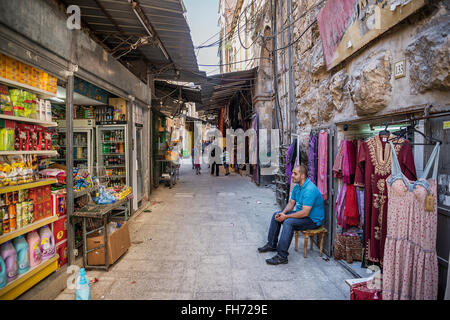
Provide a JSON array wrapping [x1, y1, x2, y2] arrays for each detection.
[[96, 125, 129, 188], [53, 119, 95, 174]]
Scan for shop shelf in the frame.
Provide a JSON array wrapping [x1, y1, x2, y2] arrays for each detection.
[[0, 114, 58, 127], [101, 140, 124, 143], [0, 255, 59, 300], [0, 215, 58, 245], [0, 150, 58, 156], [74, 186, 98, 199], [0, 179, 57, 194], [103, 165, 126, 168], [102, 153, 125, 156], [0, 76, 57, 100], [100, 175, 126, 178]]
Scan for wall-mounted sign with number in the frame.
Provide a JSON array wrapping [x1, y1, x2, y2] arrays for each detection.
[[394, 60, 406, 79]]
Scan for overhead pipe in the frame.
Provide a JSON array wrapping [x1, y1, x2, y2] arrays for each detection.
[[128, 0, 170, 61]]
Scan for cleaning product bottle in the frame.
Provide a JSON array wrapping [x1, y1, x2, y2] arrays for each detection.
[[75, 268, 91, 300], [38, 226, 55, 261], [0, 241, 18, 283], [26, 230, 41, 268], [13, 235, 30, 275], [0, 255, 7, 289]]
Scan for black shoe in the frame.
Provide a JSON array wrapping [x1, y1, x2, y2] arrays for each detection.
[[225, 172, 230, 176], [266, 254, 288, 265], [258, 243, 277, 253]]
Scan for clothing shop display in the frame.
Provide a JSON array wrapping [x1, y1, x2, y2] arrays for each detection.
[[334, 234, 363, 264], [342, 140, 357, 184], [307, 133, 318, 185], [355, 134, 417, 266], [382, 141, 440, 300], [317, 130, 328, 200], [335, 182, 347, 228], [343, 184, 360, 227], [286, 142, 295, 185], [356, 188, 365, 228], [350, 280, 382, 300], [333, 140, 345, 179]]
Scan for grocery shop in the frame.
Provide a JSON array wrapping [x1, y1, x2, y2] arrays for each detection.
[[0, 0, 203, 299]]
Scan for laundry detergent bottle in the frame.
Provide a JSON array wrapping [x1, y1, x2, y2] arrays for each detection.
[[13, 235, 30, 275], [39, 226, 55, 261], [75, 268, 91, 300], [26, 231, 41, 268], [0, 255, 6, 289], [0, 241, 18, 283]]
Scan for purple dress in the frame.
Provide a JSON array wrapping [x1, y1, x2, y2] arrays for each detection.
[[307, 133, 318, 185]]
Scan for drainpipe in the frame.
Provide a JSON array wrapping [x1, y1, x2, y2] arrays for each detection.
[[287, 0, 294, 142]]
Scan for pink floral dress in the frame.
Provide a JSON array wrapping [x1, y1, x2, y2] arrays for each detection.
[[383, 141, 440, 300]]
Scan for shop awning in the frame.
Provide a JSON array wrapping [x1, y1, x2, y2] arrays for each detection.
[[196, 67, 258, 114], [152, 80, 202, 115], [58, 0, 205, 83]]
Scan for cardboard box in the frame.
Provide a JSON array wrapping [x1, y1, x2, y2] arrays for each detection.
[[56, 240, 68, 268], [86, 221, 130, 266], [108, 98, 127, 121], [52, 215, 67, 243], [52, 192, 66, 217]]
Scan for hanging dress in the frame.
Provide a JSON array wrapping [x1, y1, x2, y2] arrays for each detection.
[[355, 134, 417, 266], [317, 130, 328, 200], [307, 133, 318, 185], [383, 141, 440, 300]]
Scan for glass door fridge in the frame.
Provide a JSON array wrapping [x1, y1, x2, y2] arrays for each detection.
[[96, 125, 128, 187], [52, 126, 95, 174]]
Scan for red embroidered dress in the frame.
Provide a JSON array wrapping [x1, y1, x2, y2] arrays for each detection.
[[354, 134, 416, 265]]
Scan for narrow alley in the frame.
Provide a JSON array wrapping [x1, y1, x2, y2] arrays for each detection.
[[56, 160, 351, 300]]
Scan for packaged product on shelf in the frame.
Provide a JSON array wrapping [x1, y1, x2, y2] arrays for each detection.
[[0, 241, 18, 283], [2, 207, 9, 234], [0, 85, 12, 115], [0, 256, 6, 289], [30, 126, 38, 151], [26, 201, 34, 225], [45, 100, 52, 122], [15, 123, 32, 151], [13, 235, 30, 275], [0, 207, 4, 236], [31, 94, 37, 119], [44, 128, 52, 150], [26, 231, 41, 268], [15, 202, 22, 229], [8, 205, 16, 232], [39, 226, 55, 260], [39, 100, 46, 121], [23, 91, 33, 118], [0, 120, 15, 151], [9, 89, 24, 117]]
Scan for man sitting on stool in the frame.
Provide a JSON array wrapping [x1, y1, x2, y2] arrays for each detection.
[[258, 165, 325, 265]]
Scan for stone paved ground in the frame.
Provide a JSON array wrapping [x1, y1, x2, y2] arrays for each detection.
[[55, 159, 352, 300]]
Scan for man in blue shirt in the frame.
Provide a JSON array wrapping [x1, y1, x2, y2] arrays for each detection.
[[258, 165, 325, 265]]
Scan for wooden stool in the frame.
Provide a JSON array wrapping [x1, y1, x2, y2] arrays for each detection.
[[294, 227, 328, 258]]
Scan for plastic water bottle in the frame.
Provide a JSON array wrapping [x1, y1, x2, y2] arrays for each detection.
[[75, 268, 91, 300]]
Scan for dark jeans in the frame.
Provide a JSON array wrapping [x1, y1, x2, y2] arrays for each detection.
[[210, 162, 219, 176], [267, 211, 318, 259]]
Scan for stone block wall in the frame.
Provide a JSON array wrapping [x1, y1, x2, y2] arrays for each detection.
[[281, 0, 450, 158]]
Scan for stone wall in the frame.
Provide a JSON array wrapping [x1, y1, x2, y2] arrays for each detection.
[[280, 0, 450, 159]]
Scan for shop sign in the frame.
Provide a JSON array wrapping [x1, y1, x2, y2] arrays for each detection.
[[444, 121, 450, 130], [74, 77, 109, 104], [317, 0, 426, 70]]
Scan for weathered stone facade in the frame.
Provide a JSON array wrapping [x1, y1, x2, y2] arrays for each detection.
[[220, 0, 450, 157]]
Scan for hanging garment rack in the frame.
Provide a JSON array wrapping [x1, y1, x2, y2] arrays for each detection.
[[387, 125, 442, 145]]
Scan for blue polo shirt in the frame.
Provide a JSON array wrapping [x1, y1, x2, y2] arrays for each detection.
[[290, 178, 325, 226]]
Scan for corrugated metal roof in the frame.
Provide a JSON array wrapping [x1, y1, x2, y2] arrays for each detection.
[[59, 0, 205, 83], [196, 67, 257, 112]]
